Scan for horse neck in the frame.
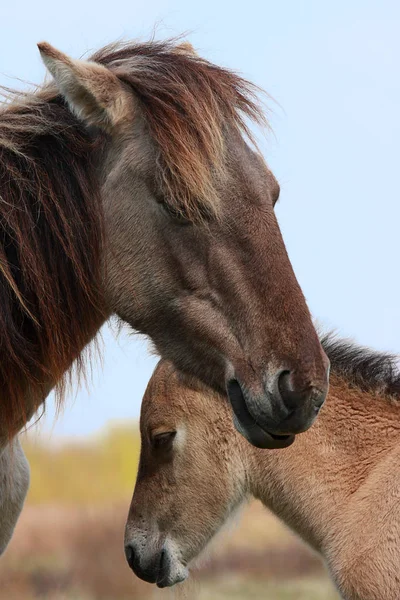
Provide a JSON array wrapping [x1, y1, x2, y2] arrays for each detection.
[[247, 374, 399, 552]]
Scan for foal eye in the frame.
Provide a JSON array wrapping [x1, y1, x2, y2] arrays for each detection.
[[152, 431, 177, 450]]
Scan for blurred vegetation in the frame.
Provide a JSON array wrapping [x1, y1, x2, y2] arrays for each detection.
[[22, 424, 141, 504]]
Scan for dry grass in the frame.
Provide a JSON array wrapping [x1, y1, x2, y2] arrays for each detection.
[[22, 426, 141, 504]]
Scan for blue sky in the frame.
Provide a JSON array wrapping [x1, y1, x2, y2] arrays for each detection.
[[1, 0, 399, 438]]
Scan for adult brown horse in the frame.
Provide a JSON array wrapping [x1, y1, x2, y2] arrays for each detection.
[[0, 38, 328, 548], [0, 38, 329, 446], [126, 336, 400, 600]]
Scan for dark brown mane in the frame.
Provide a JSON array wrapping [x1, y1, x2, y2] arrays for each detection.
[[0, 90, 105, 436], [321, 334, 400, 397], [91, 39, 266, 221]]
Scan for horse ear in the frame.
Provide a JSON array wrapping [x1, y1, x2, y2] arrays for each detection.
[[37, 42, 131, 131]]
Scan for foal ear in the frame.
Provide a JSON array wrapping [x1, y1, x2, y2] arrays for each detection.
[[37, 42, 131, 131], [174, 41, 197, 56]]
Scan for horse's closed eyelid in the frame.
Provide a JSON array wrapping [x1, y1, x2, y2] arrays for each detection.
[[157, 199, 191, 225], [271, 183, 280, 206], [151, 430, 177, 449]]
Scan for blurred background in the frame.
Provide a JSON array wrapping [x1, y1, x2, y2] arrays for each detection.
[[1, 0, 399, 598], [1, 429, 339, 599]]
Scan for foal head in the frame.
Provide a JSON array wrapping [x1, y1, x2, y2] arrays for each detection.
[[125, 361, 244, 587], [38, 39, 329, 446]]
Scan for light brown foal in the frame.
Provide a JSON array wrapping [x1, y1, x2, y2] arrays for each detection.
[[126, 336, 400, 600]]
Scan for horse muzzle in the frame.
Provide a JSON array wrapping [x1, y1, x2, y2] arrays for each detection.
[[227, 367, 329, 449]]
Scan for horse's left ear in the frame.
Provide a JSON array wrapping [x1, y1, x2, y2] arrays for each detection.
[[37, 42, 132, 131]]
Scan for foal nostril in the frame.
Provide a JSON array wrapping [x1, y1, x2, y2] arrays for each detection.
[[125, 543, 169, 585], [159, 549, 166, 577], [125, 544, 136, 570]]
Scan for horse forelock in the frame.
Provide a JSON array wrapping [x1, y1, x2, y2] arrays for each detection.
[[90, 39, 267, 222]]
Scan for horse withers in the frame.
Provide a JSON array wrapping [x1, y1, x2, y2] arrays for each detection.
[[126, 336, 400, 600]]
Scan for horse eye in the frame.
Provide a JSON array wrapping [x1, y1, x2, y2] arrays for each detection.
[[152, 431, 176, 450], [158, 200, 190, 225], [272, 184, 280, 207]]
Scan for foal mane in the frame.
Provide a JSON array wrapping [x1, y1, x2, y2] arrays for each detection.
[[321, 334, 400, 397], [91, 39, 266, 221]]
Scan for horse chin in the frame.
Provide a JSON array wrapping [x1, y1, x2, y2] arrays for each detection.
[[233, 415, 295, 450], [227, 380, 295, 449]]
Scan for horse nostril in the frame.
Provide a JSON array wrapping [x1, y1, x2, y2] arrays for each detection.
[[285, 408, 296, 420], [314, 392, 326, 410], [277, 370, 300, 411], [277, 370, 326, 413]]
